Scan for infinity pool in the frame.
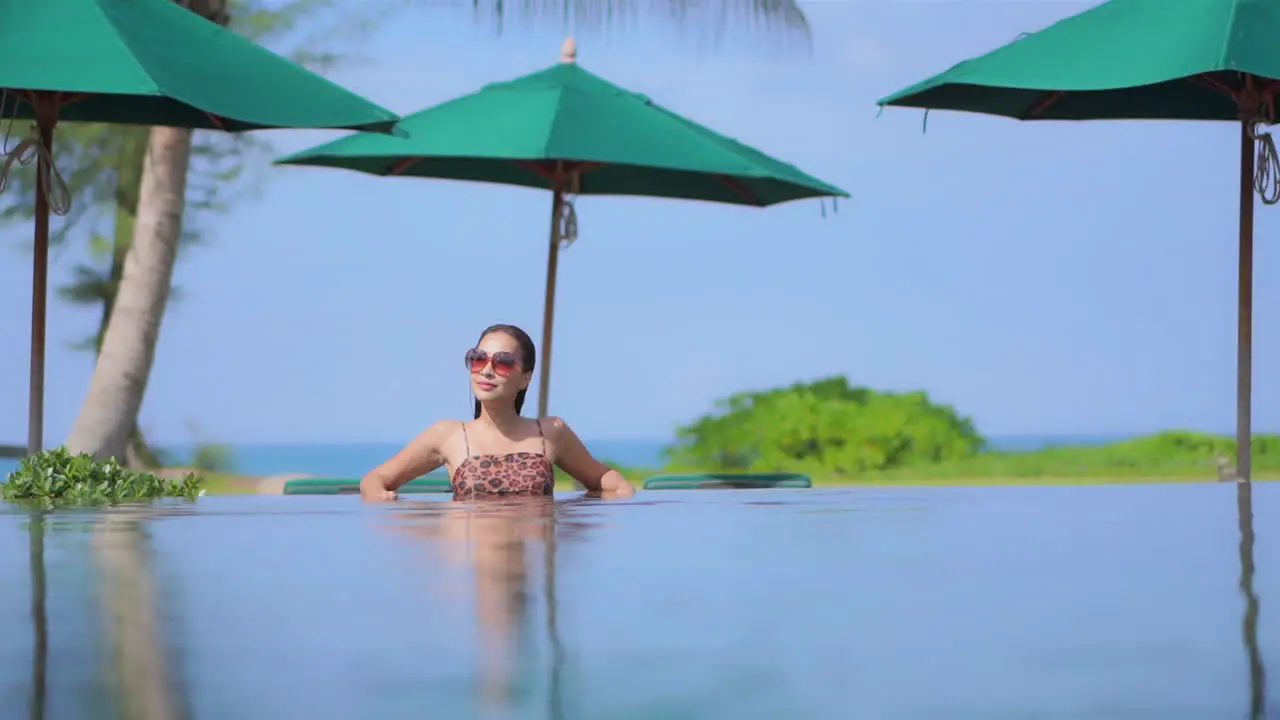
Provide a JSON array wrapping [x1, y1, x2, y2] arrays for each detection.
[[0, 484, 1273, 719]]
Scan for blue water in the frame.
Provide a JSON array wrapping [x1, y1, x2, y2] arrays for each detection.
[[0, 483, 1272, 717], [0, 434, 1138, 479]]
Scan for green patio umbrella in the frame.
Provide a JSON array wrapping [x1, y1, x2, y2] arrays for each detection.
[[277, 38, 847, 418], [878, 0, 1280, 481], [0, 0, 399, 457]]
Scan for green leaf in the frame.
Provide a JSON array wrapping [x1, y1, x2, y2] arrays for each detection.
[[0, 447, 205, 508]]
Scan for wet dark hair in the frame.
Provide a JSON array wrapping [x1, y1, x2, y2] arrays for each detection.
[[473, 323, 537, 420]]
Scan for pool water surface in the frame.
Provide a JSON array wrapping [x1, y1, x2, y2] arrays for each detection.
[[0, 484, 1273, 719]]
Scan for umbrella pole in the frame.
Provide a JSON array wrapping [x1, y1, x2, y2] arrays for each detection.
[[1237, 120, 1256, 482], [27, 110, 56, 458], [537, 189, 564, 419]]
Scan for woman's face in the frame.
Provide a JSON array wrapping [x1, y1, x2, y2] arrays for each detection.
[[467, 331, 531, 406]]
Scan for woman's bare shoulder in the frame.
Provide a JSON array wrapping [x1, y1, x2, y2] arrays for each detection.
[[423, 419, 465, 440], [404, 419, 465, 452], [539, 416, 571, 435], [538, 416, 578, 447], [429, 419, 466, 432]]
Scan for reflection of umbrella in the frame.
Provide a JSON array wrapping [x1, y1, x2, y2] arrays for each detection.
[[28, 511, 47, 720], [277, 38, 847, 417], [1236, 483, 1268, 718], [878, 0, 1280, 480], [0, 0, 399, 457]]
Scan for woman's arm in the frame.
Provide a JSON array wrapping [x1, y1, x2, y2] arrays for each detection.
[[546, 417, 637, 498], [360, 421, 458, 500]]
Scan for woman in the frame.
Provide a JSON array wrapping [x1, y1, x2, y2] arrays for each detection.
[[360, 324, 637, 501]]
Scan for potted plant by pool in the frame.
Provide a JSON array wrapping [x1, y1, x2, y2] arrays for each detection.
[[0, 447, 204, 507]]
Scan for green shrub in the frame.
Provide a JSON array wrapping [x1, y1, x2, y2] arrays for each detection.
[[667, 376, 984, 477], [190, 442, 235, 473], [0, 447, 204, 507]]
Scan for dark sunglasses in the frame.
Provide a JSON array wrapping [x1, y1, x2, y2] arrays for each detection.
[[465, 348, 520, 377]]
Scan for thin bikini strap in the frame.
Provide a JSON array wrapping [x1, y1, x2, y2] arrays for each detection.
[[461, 423, 471, 457], [536, 419, 547, 455]]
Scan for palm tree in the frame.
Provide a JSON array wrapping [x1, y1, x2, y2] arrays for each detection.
[[3, 0, 308, 463], [65, 0, 810, 462], [56, 126, 166, 467], [66, 0, 229, 462], [67, 117, 200, 462], [61, 0, 343, 461], [51, 122, 241, 466]]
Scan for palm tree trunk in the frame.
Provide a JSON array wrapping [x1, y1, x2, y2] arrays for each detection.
[[97, 131, 144, 355], [110, 135, 163, 470], [66, 126, 194, 461]]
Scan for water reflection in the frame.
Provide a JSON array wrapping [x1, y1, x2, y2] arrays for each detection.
[[90, 507, 191, 720], [28, 512, 46, 720], [93, 509, 185, 719], [1238, 483, 1268, 719], [5, 485, 1275, 718], [545, 521, 565, 720], [388, 498, 599, 718], [14, 506, 190, 720]]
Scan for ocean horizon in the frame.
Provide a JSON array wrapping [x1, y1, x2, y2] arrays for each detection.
[[1, 433, 1149, 479]]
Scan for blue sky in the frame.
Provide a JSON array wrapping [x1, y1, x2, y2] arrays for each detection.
[[3, 0, 1279, 446]]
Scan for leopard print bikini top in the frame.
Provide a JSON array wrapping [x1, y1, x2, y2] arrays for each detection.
[[451, 420, 555, 500]]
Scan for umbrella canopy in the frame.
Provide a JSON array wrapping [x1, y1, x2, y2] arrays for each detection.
[[277, 39, 847, 419], [277, 48, 845, 205], [1, 0, 400, 458], [0, 0, 399, 131], [879, 0, 1280, 121], [878, 0, 1280, 480]]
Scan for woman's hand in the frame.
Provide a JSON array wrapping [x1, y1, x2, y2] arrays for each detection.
[[547, 417, 639, 498], [360, 421, 456, 502], [360, 477, 397, 502], [601, 471, 637, 498]]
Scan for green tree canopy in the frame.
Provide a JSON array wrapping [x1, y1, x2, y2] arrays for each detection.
[[667, 377, 985, 477]]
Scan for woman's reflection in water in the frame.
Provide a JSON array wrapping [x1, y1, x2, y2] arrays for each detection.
[[1237, 483, 1268, 719], [392, 496, 599, 718]]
